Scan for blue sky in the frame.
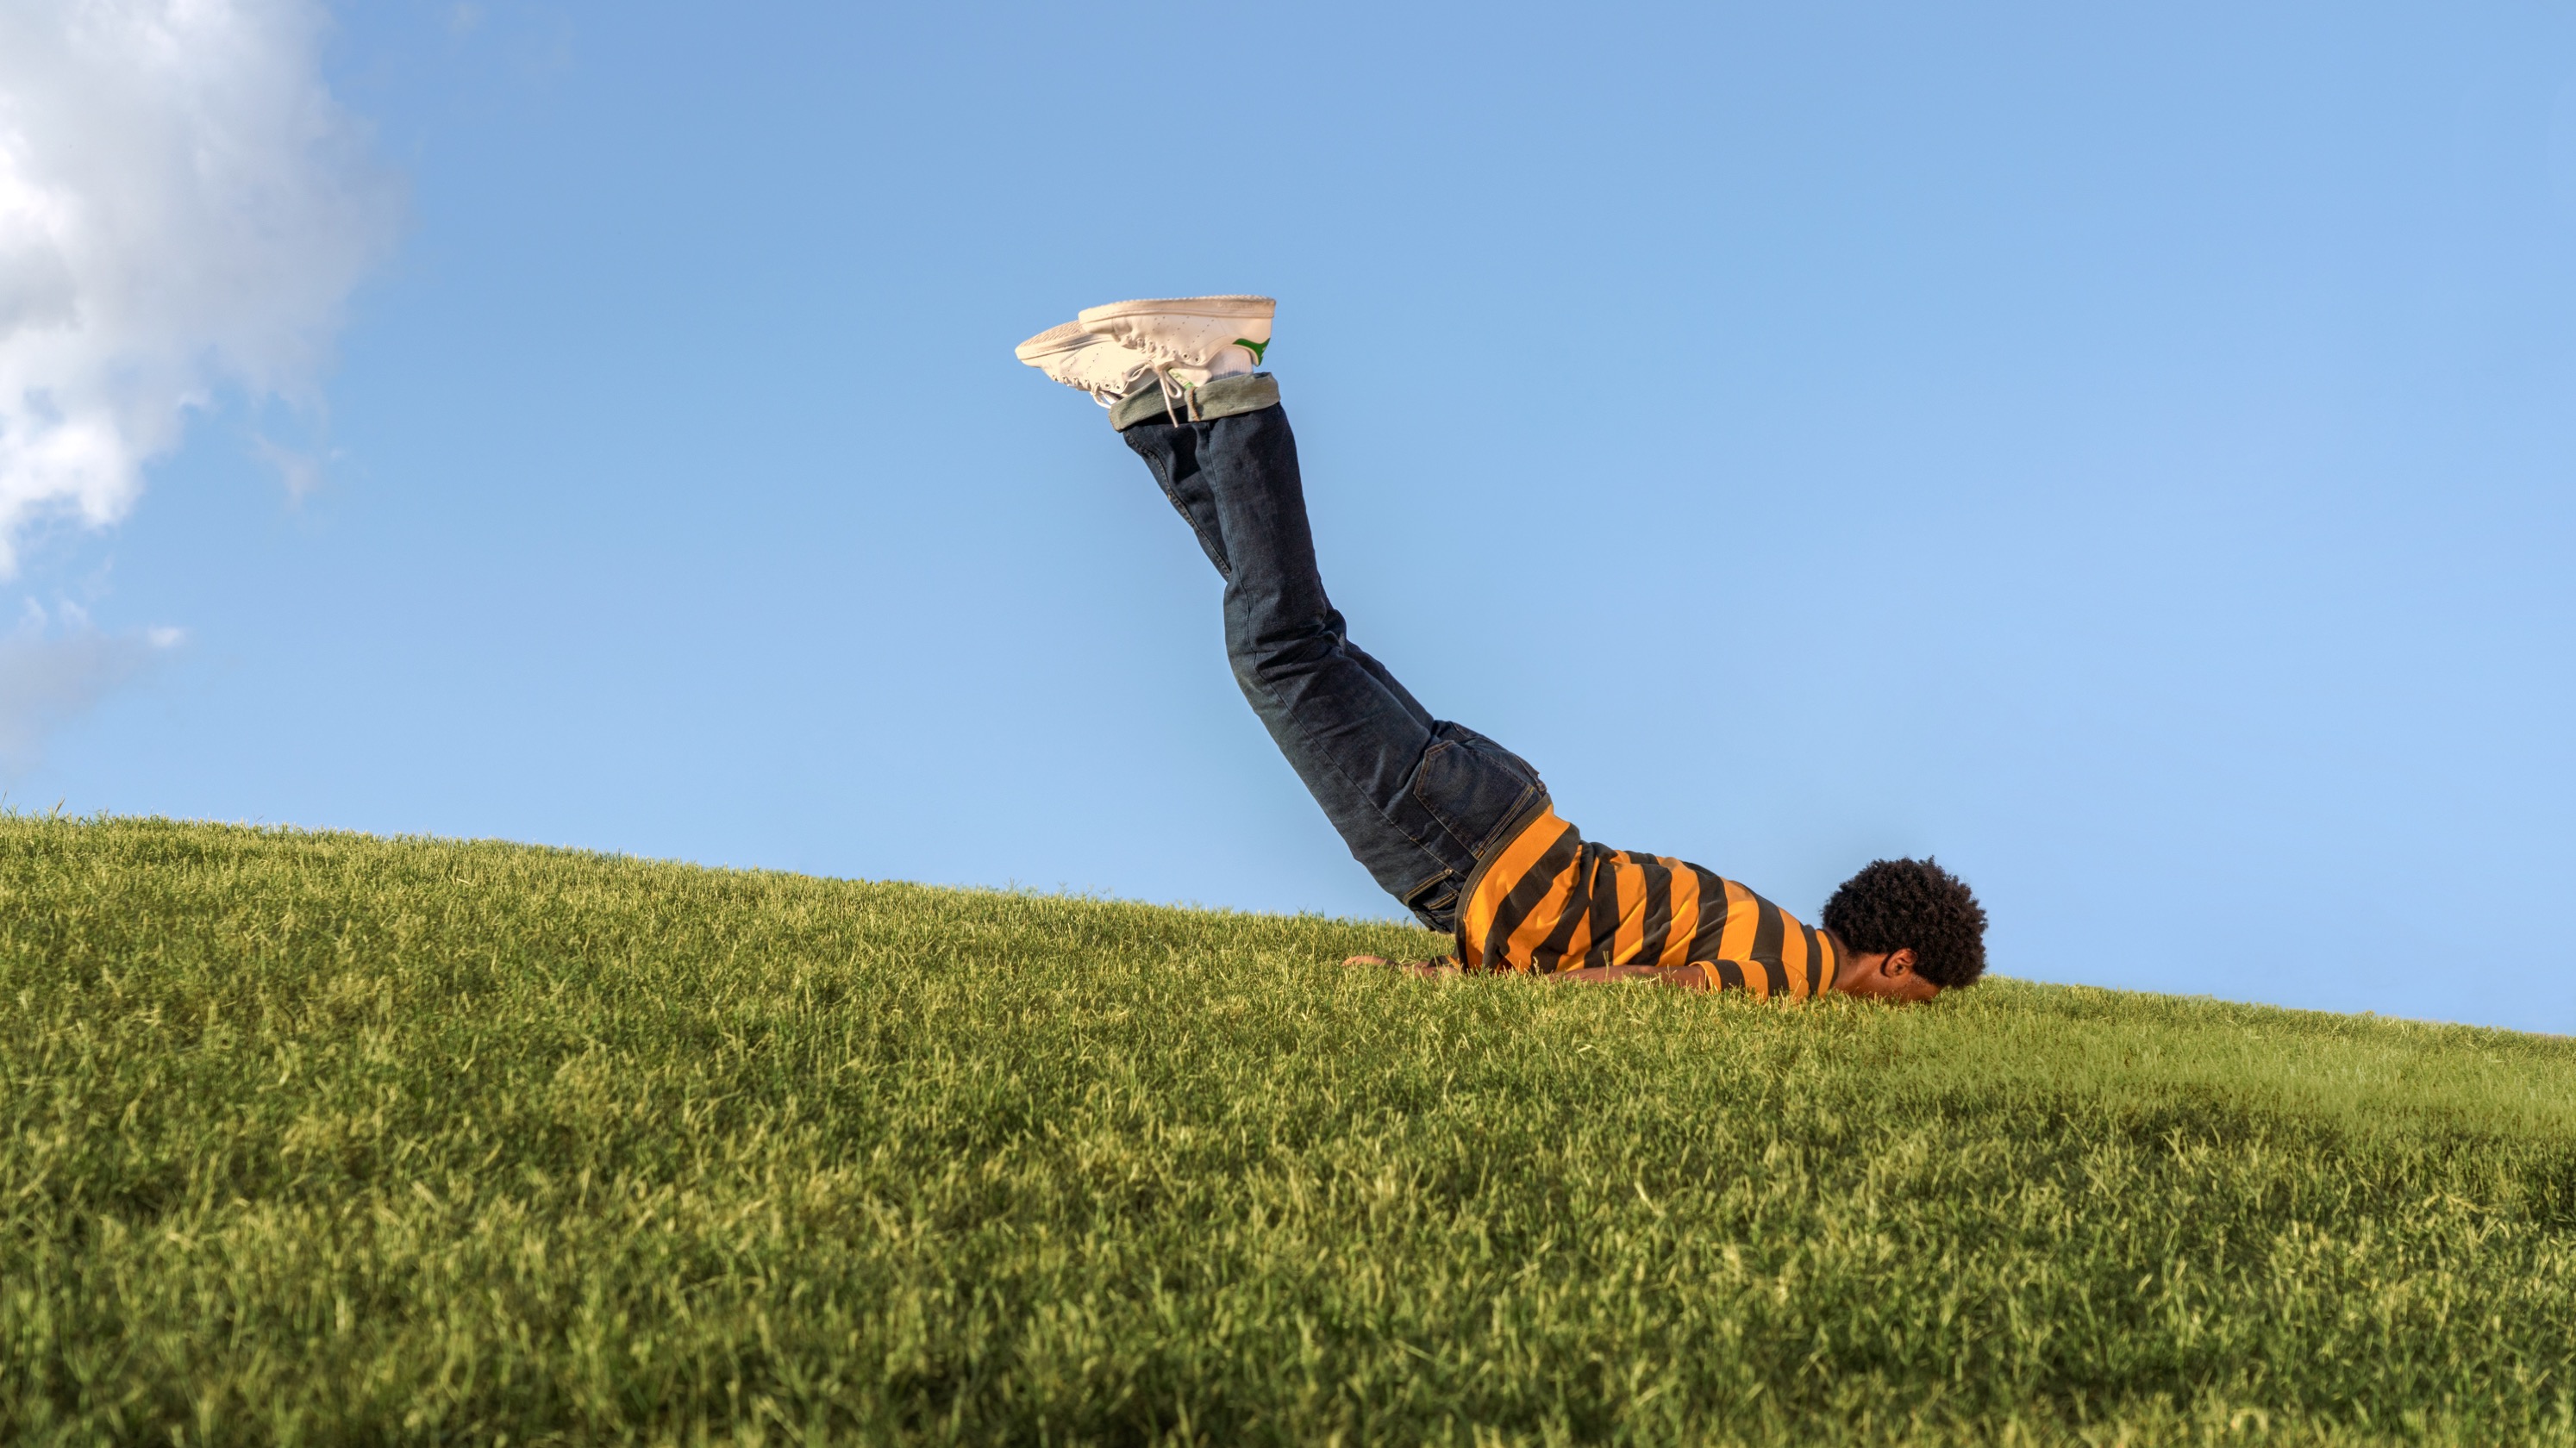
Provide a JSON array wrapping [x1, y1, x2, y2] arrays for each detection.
[[7, 1, 2573, 1032]]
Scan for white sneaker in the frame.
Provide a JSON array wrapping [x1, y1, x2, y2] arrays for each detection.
[[1014, 320, 1154, 407], [1076, 295, 1274, 385]]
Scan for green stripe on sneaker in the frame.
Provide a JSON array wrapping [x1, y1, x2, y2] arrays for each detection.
[[1235, 338, 1268, 364]]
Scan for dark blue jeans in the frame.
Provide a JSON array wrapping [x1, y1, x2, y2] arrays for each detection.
[[1122, 399, 1547, 932]]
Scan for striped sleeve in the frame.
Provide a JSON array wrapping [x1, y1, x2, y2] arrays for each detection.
[[1684, 877, 1836, 1005], [1655, 862, 1700, 968], [1603, 855, 1651, 967]]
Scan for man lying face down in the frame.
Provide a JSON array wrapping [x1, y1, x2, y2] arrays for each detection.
[[1016, 296, 1988, 1004]]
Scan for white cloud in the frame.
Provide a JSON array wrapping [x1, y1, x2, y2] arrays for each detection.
[[0, 602, 182, 773], [0, 0, 399, 574]]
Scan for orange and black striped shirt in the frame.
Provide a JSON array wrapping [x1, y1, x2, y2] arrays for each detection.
[[1456, 805, 1840, 1000]]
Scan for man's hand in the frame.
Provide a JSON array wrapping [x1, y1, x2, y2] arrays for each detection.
[[1341, 953, 1462, 978]]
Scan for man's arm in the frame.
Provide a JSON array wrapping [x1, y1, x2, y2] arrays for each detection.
[[1342, 957, 1714, 988], [1546, 964, 1711, 989]]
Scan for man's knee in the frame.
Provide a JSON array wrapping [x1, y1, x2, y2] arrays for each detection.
[[1227, 627, 1336, 689]]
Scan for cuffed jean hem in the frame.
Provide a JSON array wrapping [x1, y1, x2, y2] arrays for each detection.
[[1112, 371, 1281, 431]]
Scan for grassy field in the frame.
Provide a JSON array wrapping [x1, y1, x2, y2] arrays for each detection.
[[2, 817, 2573, 1446]]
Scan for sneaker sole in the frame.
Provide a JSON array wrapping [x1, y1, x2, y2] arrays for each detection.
[[1076, 295, 1275, 325]]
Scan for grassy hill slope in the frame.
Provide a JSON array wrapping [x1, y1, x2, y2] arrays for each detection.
[[3, 817, 2573, 1446]]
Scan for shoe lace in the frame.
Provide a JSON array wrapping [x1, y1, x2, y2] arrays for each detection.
[[1149, 361, 1201, 425], [1070, 328, 1209, 423], [1098, 328, 1208, 425]]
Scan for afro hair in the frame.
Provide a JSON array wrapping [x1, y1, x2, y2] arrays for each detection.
[[1821, 857, 1988, 990]]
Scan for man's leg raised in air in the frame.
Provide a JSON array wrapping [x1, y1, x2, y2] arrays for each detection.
[[1020, 296, 1544, 931]]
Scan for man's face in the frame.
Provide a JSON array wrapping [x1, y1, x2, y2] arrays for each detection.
[[1835, 947, 1941, 1003]]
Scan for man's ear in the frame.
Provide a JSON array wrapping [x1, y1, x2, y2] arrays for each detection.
[[1884, 947, 1919, 977]]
